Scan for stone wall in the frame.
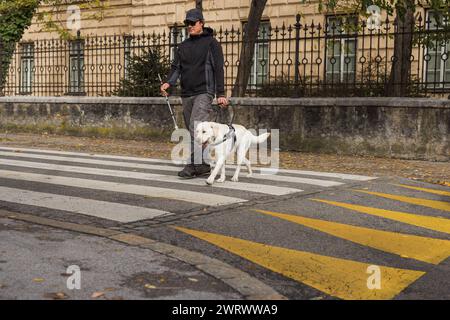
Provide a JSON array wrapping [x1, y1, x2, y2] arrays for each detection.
[[0, 97, 448, 161]]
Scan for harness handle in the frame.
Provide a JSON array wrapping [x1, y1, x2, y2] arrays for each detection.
[[214, 99, 234, 126], [209, 99, 237, 147]]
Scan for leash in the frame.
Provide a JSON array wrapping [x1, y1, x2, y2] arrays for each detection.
[[214, 99, 235, 125], [210, 100, 236, 147]]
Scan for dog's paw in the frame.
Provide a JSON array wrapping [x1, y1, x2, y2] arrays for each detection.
[[246, 173, 253, 178], [217, 177, 225, 183], [206, 177, 214, 185], [231, 176, 239, 182]]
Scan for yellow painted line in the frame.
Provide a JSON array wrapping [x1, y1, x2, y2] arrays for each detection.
[[253, 209, 450, 264], [394, 184, 450, 197], [174, 226, 425, 300], [312, 199, 450, 234], [355, 190, 450, 212]]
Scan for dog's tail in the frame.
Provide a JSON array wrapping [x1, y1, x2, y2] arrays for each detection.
[[250, 132, 270, 144]]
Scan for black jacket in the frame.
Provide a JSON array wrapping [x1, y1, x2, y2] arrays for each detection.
[[166, 27, 225, 97]]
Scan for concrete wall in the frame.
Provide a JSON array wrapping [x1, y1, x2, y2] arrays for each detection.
[[0, 97, 448, 161]]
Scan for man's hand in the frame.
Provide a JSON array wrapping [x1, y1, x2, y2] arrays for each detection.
[[160, 83, 170, 97], [217, 96, 229, 108]]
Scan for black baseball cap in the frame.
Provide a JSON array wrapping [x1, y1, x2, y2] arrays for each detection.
[[184, 8, 204, 23]]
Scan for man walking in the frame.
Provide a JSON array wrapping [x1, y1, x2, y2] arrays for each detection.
[[161, 8, 228, 179]]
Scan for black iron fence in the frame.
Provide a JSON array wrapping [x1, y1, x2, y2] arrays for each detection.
[[0, 13, 449, 97]]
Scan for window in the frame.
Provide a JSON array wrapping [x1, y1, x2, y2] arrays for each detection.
[[424, 11, 450, 89], [124, 35, 132, 80], [244, 21, 270, 88], [19, 43, 34, 94], [169, 26, 187, 62], [325, 15, 357, 83], [68, 40, 85, 94]]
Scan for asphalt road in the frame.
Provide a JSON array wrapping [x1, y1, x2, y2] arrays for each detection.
[[0, 217, 241, 300], [0, 146, 449, 300]]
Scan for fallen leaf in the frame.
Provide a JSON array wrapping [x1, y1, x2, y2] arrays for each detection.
[[33, 278, 45, 283], [91, 292, 105, 298], [44, 292, 69, 300], [188, 278, 198, 282], [104, 287, 116, 292], [144, 284, 156, 289]]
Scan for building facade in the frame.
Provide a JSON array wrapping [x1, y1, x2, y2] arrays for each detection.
[[1, 0, 447, 97]]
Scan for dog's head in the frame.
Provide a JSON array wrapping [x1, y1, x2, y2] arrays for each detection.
[[194, 122, 220, 147]]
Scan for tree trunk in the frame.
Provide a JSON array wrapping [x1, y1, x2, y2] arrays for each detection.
[[232, 0, 268, 97], [195, 0, 202, 11], [0, 38, 3, 94], [386, 3, 415, 96]]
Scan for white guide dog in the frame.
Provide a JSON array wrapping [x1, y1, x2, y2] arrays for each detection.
[[194, 121, 270, 185]]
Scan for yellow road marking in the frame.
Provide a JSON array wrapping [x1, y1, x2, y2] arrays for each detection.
[[312, 199, 450, 234], [253, 209, 450, 264], [394, 184, 450, 197], [174, 226, 425, 300], [355, 190, 450, 212]]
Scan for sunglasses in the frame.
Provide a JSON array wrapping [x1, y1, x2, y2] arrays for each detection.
[[184, 20, 198, 27]]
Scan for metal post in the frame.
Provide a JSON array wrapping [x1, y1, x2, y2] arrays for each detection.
[[76, 30, 81, 93], [294, 14, 301, 97]]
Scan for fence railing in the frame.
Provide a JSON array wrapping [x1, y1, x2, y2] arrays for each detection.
[[0, 13, 449, 97]]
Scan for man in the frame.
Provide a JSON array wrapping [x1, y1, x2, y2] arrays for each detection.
[[161, 8, 228, 179]]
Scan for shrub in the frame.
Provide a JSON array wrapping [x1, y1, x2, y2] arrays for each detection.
[[115, 47, 170, 97]]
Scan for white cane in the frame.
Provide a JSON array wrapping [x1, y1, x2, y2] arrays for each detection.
[[158, 74, 179, 130]]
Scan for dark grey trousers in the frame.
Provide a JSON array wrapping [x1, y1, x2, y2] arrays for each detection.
[[182, 93, 215, 165]]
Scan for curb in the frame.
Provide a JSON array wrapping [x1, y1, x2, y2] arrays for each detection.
[[0, 209, 287, 300]]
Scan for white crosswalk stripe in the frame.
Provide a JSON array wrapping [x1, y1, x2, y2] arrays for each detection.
[[0, 147, 376, 223], [0, 147, 376, 181], [0, 146, 181, 164], [0, 158, 303, 196], [257, 167, 377, 181], [0, 170, 245, 206], [0, 186, 172, 222], [0, 150, 344, 187]]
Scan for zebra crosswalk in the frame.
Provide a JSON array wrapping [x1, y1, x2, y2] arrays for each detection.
[[0, 147, 376, 223], [1, 146, 448, 299]]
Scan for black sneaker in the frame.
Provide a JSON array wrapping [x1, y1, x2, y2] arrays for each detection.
[[194, 163, 211, 177], [178, 164, 197, 179]]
